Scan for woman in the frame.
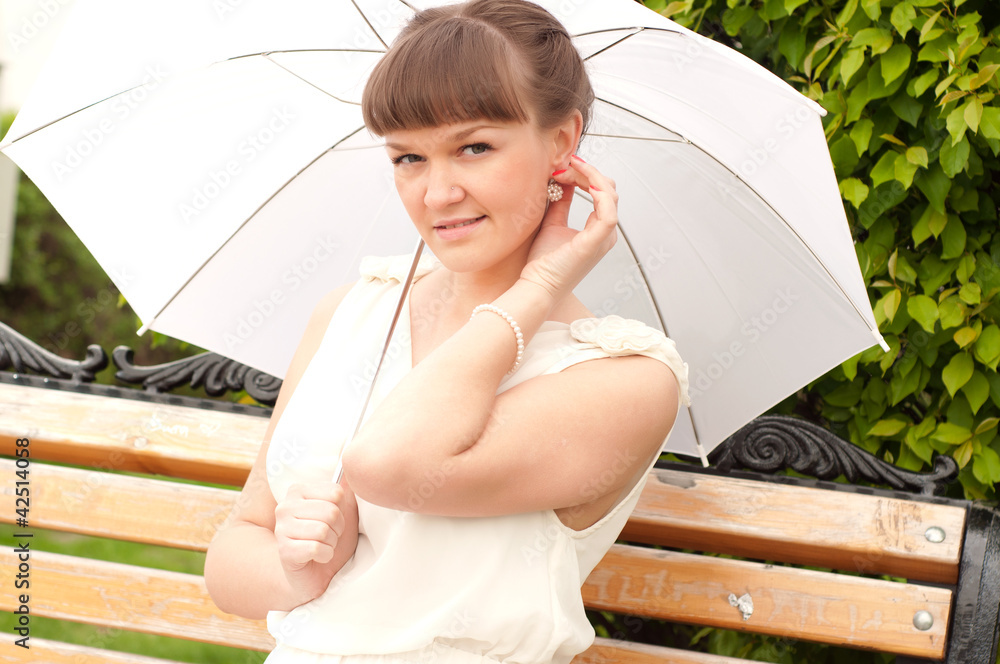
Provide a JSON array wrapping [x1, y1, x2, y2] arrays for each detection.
[[205, 1, 689, 661]]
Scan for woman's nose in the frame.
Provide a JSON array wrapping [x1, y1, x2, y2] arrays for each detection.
[[423, 171, 465, 209]]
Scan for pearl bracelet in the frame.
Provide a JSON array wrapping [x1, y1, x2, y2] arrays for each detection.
[[470, 304, 524, 375]]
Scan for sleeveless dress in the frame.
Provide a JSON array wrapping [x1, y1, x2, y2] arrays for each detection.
[[265, 255, 690, 664]]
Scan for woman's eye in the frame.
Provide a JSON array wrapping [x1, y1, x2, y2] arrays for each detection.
[[391, 154, 422, 165], [462, 143, 493, 156]]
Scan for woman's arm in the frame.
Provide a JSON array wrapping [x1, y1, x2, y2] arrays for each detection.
[[344, 158, 682, 521], [204, 283, 359, 620]]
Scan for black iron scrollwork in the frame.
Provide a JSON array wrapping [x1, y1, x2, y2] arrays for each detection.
[[709, 415, 959, 496], [112, 346, 282, 406], [0, 320, 108, 382]]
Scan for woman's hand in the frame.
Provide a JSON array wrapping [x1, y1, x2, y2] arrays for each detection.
[[520, 155, 618, 302], [274, 480, 358, 604]]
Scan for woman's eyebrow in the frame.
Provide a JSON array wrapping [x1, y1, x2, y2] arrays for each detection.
[[384, 125, 501, 151]]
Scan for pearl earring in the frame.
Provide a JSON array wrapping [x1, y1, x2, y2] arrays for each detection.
[[547, 179, 563, 203]]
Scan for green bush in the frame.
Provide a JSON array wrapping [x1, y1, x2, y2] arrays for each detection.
[[645, 0, 1000, 502]]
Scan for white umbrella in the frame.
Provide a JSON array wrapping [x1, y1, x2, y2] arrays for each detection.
[[0, 0, 886, 460]]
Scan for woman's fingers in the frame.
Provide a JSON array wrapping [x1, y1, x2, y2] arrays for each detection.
[[275, 482, 348, 567]]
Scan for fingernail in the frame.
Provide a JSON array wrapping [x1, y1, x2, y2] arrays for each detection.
[[571, 154, 586, 163], [552, 169, 567, 176]]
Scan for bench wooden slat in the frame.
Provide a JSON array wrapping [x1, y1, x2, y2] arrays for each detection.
[[0, 459, 235, 551], [583, 544, 951, 659], [0, 635, 185, 664], [623, 468, 966, 584], [2, 453, 966, 589], [0, 383, 266, 485], [0, 549, 275, 651], [574, 638, 751, 663], [1, 541, 950, 660]]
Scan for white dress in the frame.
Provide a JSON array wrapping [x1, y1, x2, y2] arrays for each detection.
[[265, 255, 690, 664]]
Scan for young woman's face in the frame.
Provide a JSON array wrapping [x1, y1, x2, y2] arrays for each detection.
[[384, 119, 557, 273]]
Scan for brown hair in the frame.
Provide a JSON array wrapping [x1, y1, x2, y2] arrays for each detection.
[[362, 0, 593, 136]]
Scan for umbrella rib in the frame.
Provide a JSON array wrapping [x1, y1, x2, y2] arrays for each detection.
[[262, 54, 361, 106], [604, 209, 709, 464], [350, 0, 389, 50], [0, 85, 156, 148], [0, 49, 391, 148], [592, 96, 882, 343], [138, 126, 371, 334], [582, 28, 644, 62], [587, 133, 684, 143]]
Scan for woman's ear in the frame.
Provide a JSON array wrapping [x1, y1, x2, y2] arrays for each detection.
[[551, 110, 584, 168]]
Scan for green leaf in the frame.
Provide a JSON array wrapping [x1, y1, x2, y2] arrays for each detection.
[[941, 216, 967, 260], [890, 2, 916, 36], [889, 93, 923, 126], [909, 68, 938, 97], [894, 153, 919, 188], [837, 0, 860, 27], [785, 0, 811, 11], [854, 28, 894, 56], [952, 187, 978, 213], [919, 9, 944, 44], [762, 0, 790, 20], [870, 151, 898, 188], [959, 282, 981, 305], [841, 48, 866, 85], [956, 254, 976, 283], [942, 352, 975, 396], [976, 417, 999, 436], [947, 105, 969, 145], [825, 380, 864, 407], [882, 288, 902, 322], [846, 77, 871, 123], [972, 445, 1000, 485], [915, 164, 951, 213], [928, 208, 948, 237], [721, 6, 755, 36], [840, 177, 870, 208], [907, 294, 939, 333], [970, 64, 1000, 90], [933, 422, 972, 445], [974, 325, 1000, 367], [881, 44, 911, 85], [954, 326, 979, 348], [980, 107, 1000, 140], [962, 370, 991, 414], [861, 0, 881, 20], [904, 430, 935, 464], [890, 361, 922, 405], [905, 146, 928, 168], [850, 119, 875, 154], [829, 135, 860, 177], [988, 371, 1000, 409], [912, 209, 932, 246], [955, 439, 974, 468], [940, 137, 971, 178], [939, 296, 967, 329], [778, 22, 808, 70], [964, 97, 984, 134], [869, 418, 907, 436], [894, 253, 918, 285]]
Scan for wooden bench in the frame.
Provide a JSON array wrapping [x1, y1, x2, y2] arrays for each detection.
[[1, 324, 999, 663]]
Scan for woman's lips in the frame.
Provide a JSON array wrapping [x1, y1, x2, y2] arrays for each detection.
[[435, 215, 485, 240]]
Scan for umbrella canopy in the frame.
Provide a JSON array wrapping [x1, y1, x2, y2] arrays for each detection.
[[0, 0, 886, 459]]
